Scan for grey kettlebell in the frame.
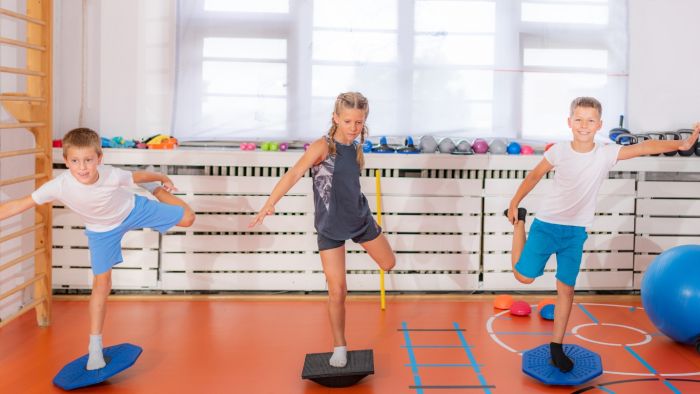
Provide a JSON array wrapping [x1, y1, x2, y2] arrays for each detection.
[[438, 138, 456, 153], [489, 138, 507, 154], [419, 135, 438, 153], [452, 140, 474, 155]]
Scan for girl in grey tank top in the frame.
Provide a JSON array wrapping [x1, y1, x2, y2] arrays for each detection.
[[250, 92, 396, 368]]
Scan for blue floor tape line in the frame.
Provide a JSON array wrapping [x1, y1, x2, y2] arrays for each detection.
[[624, 346, 681, 393], [453, 322, 493, 394], [401, 322, 424, 394], [577, 304, 600, 324]]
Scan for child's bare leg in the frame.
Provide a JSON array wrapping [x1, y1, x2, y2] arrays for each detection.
[[320, 246, 348, 367], [151, 188, 195, 227], [550, 280, 575, 372], [507, 208, 534, 284], [87, 270, 112, 370], [360, 233, 395, 271]]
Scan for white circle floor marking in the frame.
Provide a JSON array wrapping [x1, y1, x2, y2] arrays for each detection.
[[571, 323, 652, 347], [485, 302, 700, 377]]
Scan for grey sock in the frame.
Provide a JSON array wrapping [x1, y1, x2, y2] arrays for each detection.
[[86, 334, 106, 370], [138, 182, 161, 194]]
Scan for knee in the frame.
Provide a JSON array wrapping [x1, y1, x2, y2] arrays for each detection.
[[380, 255, 396, 272], [180, 210, 196, 227], [328, 284, 347, 302], [514, 272, 535, 284], [558, 283, 575, 297], [92, 274, 112, 295]]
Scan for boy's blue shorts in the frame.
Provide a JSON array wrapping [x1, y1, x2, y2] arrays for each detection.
[[85, 195, 184, 275], [514, 218, 588, 287]]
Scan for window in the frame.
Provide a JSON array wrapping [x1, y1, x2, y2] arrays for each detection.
[[173, 0, 627, 142]]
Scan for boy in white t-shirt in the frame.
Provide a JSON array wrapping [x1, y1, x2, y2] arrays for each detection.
[[0, 128, 195, 370], [505, 97, 699, 372]]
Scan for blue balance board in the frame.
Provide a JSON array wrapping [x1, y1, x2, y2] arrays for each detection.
[[53, 343, 142, 390], [522, 344, 602, 386]]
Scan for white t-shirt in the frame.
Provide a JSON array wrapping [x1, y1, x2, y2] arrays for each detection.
[[32, 165, 136, 232], [536, 142, 621, 227]]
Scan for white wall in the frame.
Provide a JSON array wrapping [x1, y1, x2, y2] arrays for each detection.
[[54, 0, 175, 140], [628, 0, 700, 131]]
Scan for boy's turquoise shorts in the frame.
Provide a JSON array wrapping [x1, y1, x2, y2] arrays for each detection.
[[515, 218, 588, 287], [85, 195, 184, 275]]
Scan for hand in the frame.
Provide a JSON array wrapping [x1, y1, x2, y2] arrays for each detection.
[[678, 123, 700, 151], [507, 205, 518, 225], [160, 176, 177, 193], [248, 204, 275, 227]]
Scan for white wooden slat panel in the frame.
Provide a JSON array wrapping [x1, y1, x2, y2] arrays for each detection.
[[161, 234, 317, 252], [345, 234, 480, 252], [636, 217, 700, 235], [162, 253, 317, 271], [345, 253, 480, 271], [483, 272, 557, 290], [636, 199, 700, 216], [52, 267, 157, 289], [52, 208, 85, 227], [483, 215, 634, 234], [637, 181, 700, 198], [484, 179, 635, 196], [483, 253, 633, 271], [347, 273, 479, 291], [633, 274, 643, 290], [182, 195, 313, 213], [367, 196, 481, 214], [482, 271, 633, 291], [484, 234, 634, 252], [53, 229, 159, 248], [170, 175, 312, 194], [633, 254, 656, 273], [361, 178, 482, 196], [634, 236, 700, 253], [382, 215, 481, 233], [577, 271, 634, 290], [161, 272, 325, 291], [162, 250, 479, 272], [53, 249, 158, 269], [483, 196, 635, 214], [187, 214, 314, 232]]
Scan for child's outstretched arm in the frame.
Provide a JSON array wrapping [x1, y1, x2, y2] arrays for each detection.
[[248, 139, 327, 227], [132, 171, 177, 192], [617, 122, 700, 160], [0, 196, 38, 222], [506, 158, 553, 224]]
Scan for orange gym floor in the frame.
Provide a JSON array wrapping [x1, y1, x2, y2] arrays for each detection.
[[1, 295, 699, 393]]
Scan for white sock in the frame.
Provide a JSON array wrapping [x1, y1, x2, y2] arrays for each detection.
[[138, 182, 161, 194], [86, 334, 106, 370], [329, 346, 347, 368]]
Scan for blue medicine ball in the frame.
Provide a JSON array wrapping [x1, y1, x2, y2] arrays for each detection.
[[641, 245, 700, 346]]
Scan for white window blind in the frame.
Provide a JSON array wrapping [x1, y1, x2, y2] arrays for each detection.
[[173, 0, 627, 142]]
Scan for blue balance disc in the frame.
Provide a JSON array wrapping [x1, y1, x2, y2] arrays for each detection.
[[53, 343, 142, 390], [539, 304, 555, 320], [522, 344, 602, 386]]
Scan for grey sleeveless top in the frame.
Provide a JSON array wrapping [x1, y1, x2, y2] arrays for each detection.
[[311, 138, 373, 240]]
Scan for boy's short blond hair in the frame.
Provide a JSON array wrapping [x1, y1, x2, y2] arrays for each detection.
[[570, 97, 602, 117], [62, 128, 102, 157]]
